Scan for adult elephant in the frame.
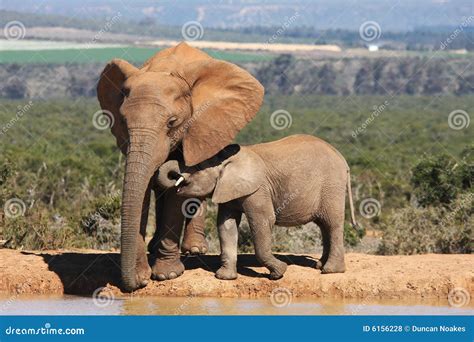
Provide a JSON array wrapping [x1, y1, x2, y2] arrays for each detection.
[[97, 42, 264, 292]]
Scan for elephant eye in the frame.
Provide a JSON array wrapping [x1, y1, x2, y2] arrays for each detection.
[[167, 116, 178, 128], [121, 87, 130, 97]]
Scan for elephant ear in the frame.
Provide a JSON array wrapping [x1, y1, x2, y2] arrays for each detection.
[[212, 149, 265, 204], [181, 56, 264, 166], [97, 59, 138, 154]]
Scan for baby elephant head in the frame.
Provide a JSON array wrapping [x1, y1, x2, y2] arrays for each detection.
[[157, 145, 265, 204]]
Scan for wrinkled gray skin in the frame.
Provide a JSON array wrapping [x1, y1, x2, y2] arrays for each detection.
[[157, 134, 358, 280]]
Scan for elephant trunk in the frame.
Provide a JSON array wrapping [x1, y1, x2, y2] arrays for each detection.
[[157, 160, 183, 189], [120, 131, 168, 292]]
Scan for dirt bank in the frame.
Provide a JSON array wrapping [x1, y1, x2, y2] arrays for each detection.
[[0, 249, 472, 300]]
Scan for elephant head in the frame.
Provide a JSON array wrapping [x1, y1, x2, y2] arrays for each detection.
[[96, 42, 264, 291], [157, 145, 265, 204]]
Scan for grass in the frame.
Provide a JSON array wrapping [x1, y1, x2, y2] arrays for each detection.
[[0, 47, 273, 64], [0, 95, 472, 251]]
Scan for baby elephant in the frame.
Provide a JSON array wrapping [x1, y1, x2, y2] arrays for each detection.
[[157, 134, 357, 280]]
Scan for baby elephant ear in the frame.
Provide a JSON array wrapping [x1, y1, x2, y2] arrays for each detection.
[[212, 149, 265, 204]]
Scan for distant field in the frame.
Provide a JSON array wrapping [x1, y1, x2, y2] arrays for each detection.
[[0, 46, 273, 64]]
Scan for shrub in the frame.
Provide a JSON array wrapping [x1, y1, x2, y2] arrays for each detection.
[[378, 193, 473, 255], [411, 154, 459, 206], [411, 153, 472, 206], [344, 223, 366, 247]]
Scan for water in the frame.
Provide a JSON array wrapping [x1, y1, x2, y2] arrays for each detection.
[[0, 296, 472, 315]]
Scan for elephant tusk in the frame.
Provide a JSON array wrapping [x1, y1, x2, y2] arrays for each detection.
[[175, 176, 185, 187]]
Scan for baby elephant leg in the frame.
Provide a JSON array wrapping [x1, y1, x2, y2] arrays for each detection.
[[319, 208, 346, 274], [215, 206, 241, 280], [244, 198, 287, 280]]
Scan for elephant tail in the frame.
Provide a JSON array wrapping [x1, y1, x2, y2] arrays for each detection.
[[346, 168, 359, 229]]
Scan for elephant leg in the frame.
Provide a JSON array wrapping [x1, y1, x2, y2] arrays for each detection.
[[149, 189, 185, 280], [243, 194, 287, 280], [215, 205, 241, 280], [181, 200, 209, 255], [314, 219, 330, 269], [319, 205, 346, 274], [135, 183, 152, 287]]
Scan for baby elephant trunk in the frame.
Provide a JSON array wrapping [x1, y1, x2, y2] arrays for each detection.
[[157, 160, 184, 189]]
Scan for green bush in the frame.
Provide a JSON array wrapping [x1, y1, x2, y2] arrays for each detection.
[[411, 153, 472, 206], [80, 192, 121, 249], [378, 193, 473, 255], [344, 223, 366, 247]]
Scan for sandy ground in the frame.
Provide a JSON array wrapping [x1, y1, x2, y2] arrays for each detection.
[[0, 249, 472, 300]]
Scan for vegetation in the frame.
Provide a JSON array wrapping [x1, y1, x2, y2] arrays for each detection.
[[378, 193, 472, 254], [0, 47, 272, 65], [0, 95, 472, 253], [2, 55, 472, 101], [378, 150, 473, 255], [257, 54, 474, 96]]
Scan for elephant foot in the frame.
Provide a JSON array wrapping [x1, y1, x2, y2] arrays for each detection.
[[315, 256, 328, 270], [151, 257, 185, 281], [215, 266, 238, 280], [181, 235, 209, 255], [147, 235, 159, 254], [321, 259, 346, 274], [268, 260, 288, 280], [135, 257, 152, 288]]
